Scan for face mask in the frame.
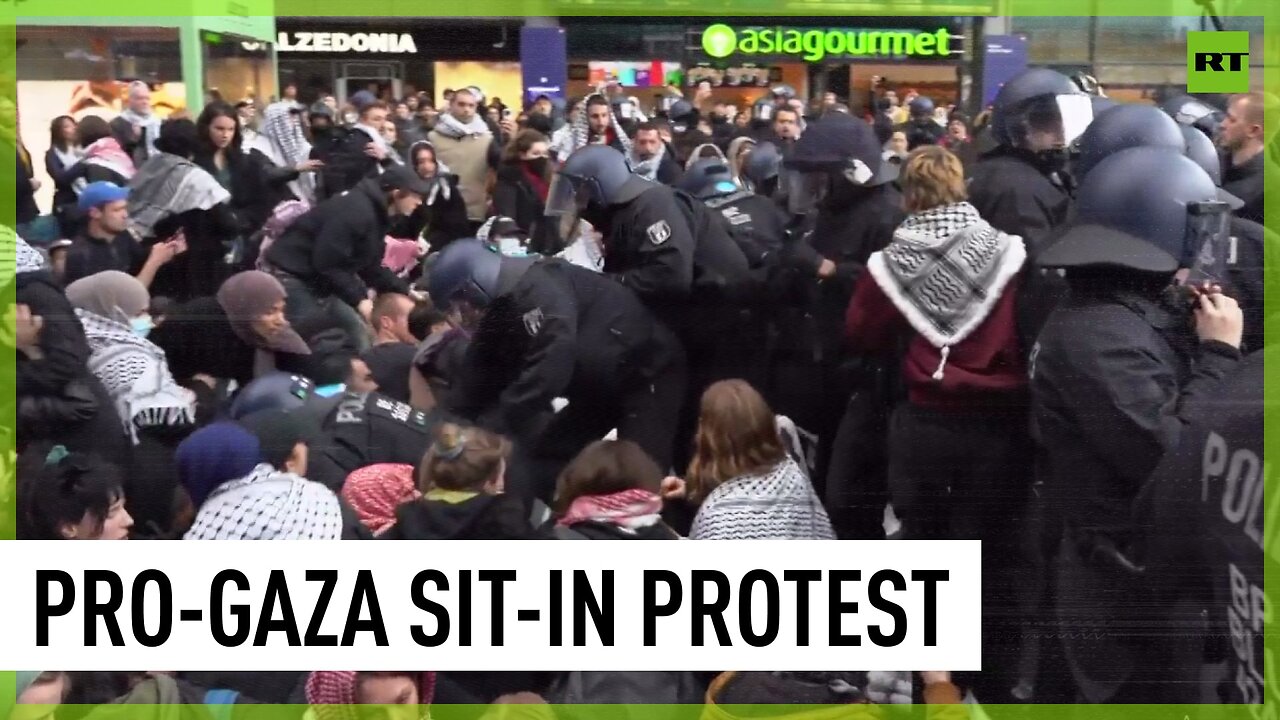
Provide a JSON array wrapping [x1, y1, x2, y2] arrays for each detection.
[[131, 315, 154, 338], [525, 157, 550, 175]]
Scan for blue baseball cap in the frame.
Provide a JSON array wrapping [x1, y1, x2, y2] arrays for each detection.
[[77, 181, 130, 212]]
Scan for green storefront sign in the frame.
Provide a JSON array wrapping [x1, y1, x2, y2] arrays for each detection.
[[701, 23, 953, 62]]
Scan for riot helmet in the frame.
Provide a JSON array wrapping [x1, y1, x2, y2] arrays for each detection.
[[546, 145, 652, 219], [679, 158, 741, 200], [1160, 94, 1225, 139], [426, 239, 504, 310], [1039, 147, 1229, 275], [908, 95, 936, 119], [1178, 124, 1245, 210], [741, 141, 783, 196], [990, 68, 1093, 154], [228, 372, 322, 420], [784, 113, 883, 215], [1074, 103, 1185, 180]]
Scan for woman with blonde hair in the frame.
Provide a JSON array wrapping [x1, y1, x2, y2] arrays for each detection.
[[379, 423, 546, 540], [687, 379, 833, 540], [845, 144, 1029, 695]]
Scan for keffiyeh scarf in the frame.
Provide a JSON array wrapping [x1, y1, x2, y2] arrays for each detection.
[[306, 670, 436, 720], [866, 202, 1026, 365], [557, 488, 664, 534], [689, 457, 835, 540], [555, 94, 633, 158], [119, 106, 163, 159], [14, 232, 45, 274], [431, 112, 492, 139], [75, 308, 196, 444], [184, 464, 344, 540], [127, 152, 231, 238], [248, 101, 316, 205], [629, 142, 668, 182], [82, 137, 137, 184], [341, 463, 421, 535]]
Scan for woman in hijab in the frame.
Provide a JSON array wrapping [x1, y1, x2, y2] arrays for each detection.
[[387, 140, 470, 253], [175, 422, 262, 513], [150, 270, 312, 392], [65, 270, 199, 536], [64, 271, 196, 445]]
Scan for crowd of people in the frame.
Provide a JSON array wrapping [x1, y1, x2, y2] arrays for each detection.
[[7, 63, 1278, 717]]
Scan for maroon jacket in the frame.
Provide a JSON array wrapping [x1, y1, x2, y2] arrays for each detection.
[[845, 273, 1027, 411]]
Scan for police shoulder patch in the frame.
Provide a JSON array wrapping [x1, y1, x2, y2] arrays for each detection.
[[523, 307, 545, 336], [647, 220, 672, 246]]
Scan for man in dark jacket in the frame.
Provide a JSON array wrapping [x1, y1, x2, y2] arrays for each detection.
[[1031, 147, 1243, 704], [312, 92, 400, 200], [428, 241, 686, 501], [265, 166, 427, 351], [629, 122, 682, 185], [1218, 91, 1276, 225]]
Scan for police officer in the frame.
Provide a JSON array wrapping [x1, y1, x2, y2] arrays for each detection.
[[1133, 348, 1272, 703], [739, 141, 785, 205], [969, 68, 1093, 345], [1179, 123, 1274, 352], [1031, 147, 1244, 703], [780, 112, 903, 509], [679, 157, 787, 262], [901, 95, 945, 149], [1160, 93, 1225, 139], [428, 239, 686, 500]]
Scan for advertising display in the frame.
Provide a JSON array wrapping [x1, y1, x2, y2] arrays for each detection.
[[588, 61, 684, 88], [700, 23, 959, 62]]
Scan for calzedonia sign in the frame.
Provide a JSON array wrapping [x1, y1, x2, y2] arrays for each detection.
[[276, 31, 419, 54], [701, 23, 954, 62]]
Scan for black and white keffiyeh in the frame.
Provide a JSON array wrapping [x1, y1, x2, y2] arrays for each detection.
[[128, 153, 231, 239], [184, 464, 344, 540], [75, 309, 196, 444], [689, 456, 835, 540], [247, 101, 317, 205], [551, 94, 633, 159], [629, 141, 668, 182], [13, 231, 45, 274], [866, 201, 1026, 378], [432, 112, 493, 140]]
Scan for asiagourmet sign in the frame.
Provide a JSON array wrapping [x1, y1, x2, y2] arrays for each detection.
[[701, 23, 955, 62]]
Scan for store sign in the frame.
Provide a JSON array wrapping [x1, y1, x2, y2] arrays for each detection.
[[701, 23, 953, 63], [275, 31, 418, 54]]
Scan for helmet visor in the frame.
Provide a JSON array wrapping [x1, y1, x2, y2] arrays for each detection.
[[785, 170, 830, 216], [1020, 94, 1093, 150], [545, 173, 590, 217], [1184, 200, 1233, 283]]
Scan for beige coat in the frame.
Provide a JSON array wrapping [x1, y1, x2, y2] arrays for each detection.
[[428, 128, 493, 221]]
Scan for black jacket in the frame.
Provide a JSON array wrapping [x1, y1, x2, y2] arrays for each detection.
[[386, 174, 471, 252], [1221, 150, 1269, 225], [194, 148, 273, 238], [456, 258, 683, 442], [264, 179, 410, 307], [1132, 350, 1268, 704], [1030, 283, 1240, 543], [1225, 216, 1273, 353], [45, 147, 81, 224], [493, 162, 562, 254], [17, 150, 39, 224], [109, 116, 150, 167], [311, 126, 396, 200], [306, 391, 442, 492], [968, 146, 1073, 347], [599, 182, 698, 311], [63, 230, 148, 286], [15, 270, 129, 462], [806, 182, 905, 362], [380, 493, 549, 540]]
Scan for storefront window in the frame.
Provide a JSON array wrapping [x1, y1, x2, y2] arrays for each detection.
[[203, 31, 277, 106], [1009, 17, 1091, 64]]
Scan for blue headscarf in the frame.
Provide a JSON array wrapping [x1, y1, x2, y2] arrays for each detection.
[[176, 422, 262, 508]]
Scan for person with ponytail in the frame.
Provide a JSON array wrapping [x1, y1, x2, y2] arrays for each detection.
[[380, 423, 548, 540]]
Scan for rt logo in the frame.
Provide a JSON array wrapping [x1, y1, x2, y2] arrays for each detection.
[[1187, 31, 1250, 93]]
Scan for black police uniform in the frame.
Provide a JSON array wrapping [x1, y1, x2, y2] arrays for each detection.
[[453, 257, 686, 500], [704, 189, 788, 260], [1030, 282, 1241, 703], [307, 391, 442, 492], [1221, 151, 1270, 225], [1134, 350, 1271, 704], [1225, 216, 1272, 353], [598, 183, 698, 311]]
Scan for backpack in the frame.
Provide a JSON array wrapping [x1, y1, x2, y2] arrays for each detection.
[[255, 200, 311, 272]]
